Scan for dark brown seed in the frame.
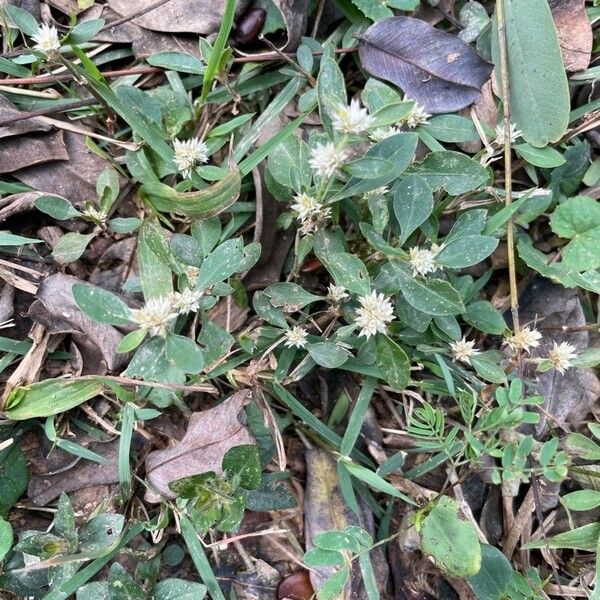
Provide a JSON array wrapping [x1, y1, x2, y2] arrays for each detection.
[[233, 7, 266, 45]]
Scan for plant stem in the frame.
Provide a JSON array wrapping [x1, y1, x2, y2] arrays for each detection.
[[496, 0, 520, 333]]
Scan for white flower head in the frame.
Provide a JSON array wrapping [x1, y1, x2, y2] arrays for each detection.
[[291, 193, 320, 221], [369, 126, 401, 142], [355, 290, 395, 339], [363, 186, 389, 199], [172, 138, 208, 178], [402, 101, 431, 129], [450, 337, 480, 365], [327, 284, 349, 303], [130, 297, 177, 337], [408, 244, 443, 277], [31, 24, 60, 55], [308, 142, 348, 178], [505, 326, 542, 354], [331, 98, 373, 135], [494, 122, 522, 145], [547, 341, 578, 374], [284, 326, 308, 349], [170, 288, 202, 314]]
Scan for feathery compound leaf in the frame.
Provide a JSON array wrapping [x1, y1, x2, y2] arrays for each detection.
[[358, 17, 492, 113]]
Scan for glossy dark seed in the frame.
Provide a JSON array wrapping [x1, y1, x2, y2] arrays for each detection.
[[233, 7, 266, 45]]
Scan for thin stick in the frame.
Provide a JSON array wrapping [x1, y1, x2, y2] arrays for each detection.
[[496, 0, 520, 332]]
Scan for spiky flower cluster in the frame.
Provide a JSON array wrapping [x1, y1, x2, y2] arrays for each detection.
[[547, 341, 578, 374], [355, 291, 395, 339], [402, 102, 431, 129], [450, 337, 480, 365], [172, 138, 208, 178], [505, 326, 542, 354], [308, 142, 348, 178], [31, 24, 60, 55], [369, 126, 401, 143], [290, 193, 331, 235], [494, 122, 522, 145], [408, 244, 444, 277], [331, 99, 373, 135], [284, 326, 308, 349], [327, 284, 349, 304]]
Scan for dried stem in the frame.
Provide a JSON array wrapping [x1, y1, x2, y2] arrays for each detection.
[[495, 0, 520, 333]]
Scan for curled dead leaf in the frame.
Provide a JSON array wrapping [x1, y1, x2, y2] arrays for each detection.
[[549, 0, 592, 72], [145, 389, 255, 502]]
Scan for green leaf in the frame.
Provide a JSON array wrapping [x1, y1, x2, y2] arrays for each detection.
[[0, 445, 29, 517], [147, 51, 205, 74], [549, 195, 600, 271], [264, 282, 321, 309], [523, 522, 600, 551], [0, 231, 41, 246], [314, 530, 361, 553], [117, 329, 147, 353], [267, 133, 311, 192], [222, 445, 262, 490], [515, 143, 565, 167], [52, 232, 95, 265], [391, 263, 465, 316], [72, 283, 132, 326], [317, 47, 347, 136], [463, 301, 507, 335], [420, 496, 482, 577], [108, 563, 145, 600], [153, 579, 207, 600], [376, 335, 410, 391], [166, 334, 204, 373], [561, 490, 600, 512], [307, 342, 350, 368], [3, 4, 39, 36], [35, 195, 82, 220], [437, 235, 498, 268], [421, 115, 478, 142], [138, 220, 173, 300], [341, 460, 416, 504], [410, 151, 490, 195], [320, 252, 370, 295], [317, 567, 350, 600], [564, 432, 600, 461], [491, 0, 569, 147], [467, 544, 514, 600], [141, 168, 241, 218], [0, 519, 18, 563], [304, 547, 345, 568], [5, 378, 103, 420], [79, 513, 125, 555], [198, 238, 244, 288], [393, 174, 434, 244]]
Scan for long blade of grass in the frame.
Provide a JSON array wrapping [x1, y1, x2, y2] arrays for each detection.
[[340, 376, 376, 457], [119, 403, 135, 499]]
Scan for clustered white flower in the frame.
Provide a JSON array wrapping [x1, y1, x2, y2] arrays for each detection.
[[547, 341, 578, 374], [355, 290, 395, 339], [31, 24, 60, 55], [494, 122, 522, 145], [504, 326, 542, 354], [450, 337, 480, 365], [363, 186, 389, 199], [130, 297, 178, 338], [130, 288, 202, 337], [308, 142, 348, 178], [401, 101, 431, 129], [408, 244, 444, 277], [172, 138, 208, 178], [290, 192, 331, 235], [284, 325, 309, 349], [327, 284, 349, 303], [331, 99, 373, 135], [369, 126, 401, 143]]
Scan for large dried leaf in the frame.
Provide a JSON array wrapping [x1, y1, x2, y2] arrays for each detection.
[[13, 131, 120, 203], [271, 0, 309, 50], [0, 95, 51, 138], [29, 273, 126, 372], [358, 16, 492, 114], [549, 0, 592, 72], [145, 390, 255, 501], [0, 130, 69, 174], [107, 0, 250, 34]]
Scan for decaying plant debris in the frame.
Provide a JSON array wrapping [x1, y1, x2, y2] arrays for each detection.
[[0, 0, 600, 598]]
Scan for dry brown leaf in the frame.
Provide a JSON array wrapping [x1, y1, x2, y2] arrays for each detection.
[[0, 131, 69, 174], [13, 131, 120, 203], [0, 95, 52, 138], [272, 0, 309, 50], [107, 0, 250, 34], [28, 273, 127, 372], [145, 389, 255, 502], [549, 0, 592, 72]]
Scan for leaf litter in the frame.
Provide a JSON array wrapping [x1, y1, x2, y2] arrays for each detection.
[[0, 1, 598, 599]]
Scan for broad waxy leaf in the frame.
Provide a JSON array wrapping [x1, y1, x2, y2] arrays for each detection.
[[491, 0, 569, 147], [376, 335, 410, 391], [358, 17, 493, 113], [5, 378, 103, 420], [419, 496, 482, 577], [72, 283, 133, 326], [393, 174, 433, 244], [140, 169, 241, 218]]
